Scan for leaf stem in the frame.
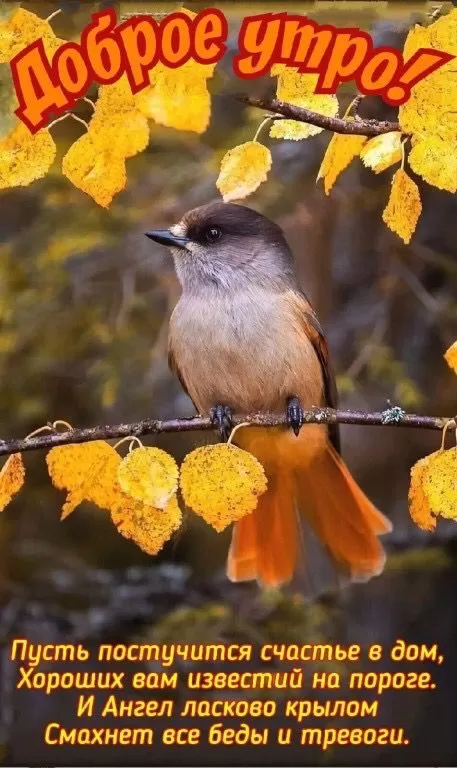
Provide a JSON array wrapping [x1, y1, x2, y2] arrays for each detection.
[[46, 9, 62, 22], [48, 113, 89, 131], [253, 116, 275, 142]]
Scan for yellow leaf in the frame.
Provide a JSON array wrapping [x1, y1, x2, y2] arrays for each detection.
[[428, 7, 457, 56], [117, 446, 179, 509], [270, 69, 339, 140], [46, 441, 121, 519], [90, 76, 150, 159], [62, 133, 126, 208], [408, 453, 437, 532], [136, 59, 215, 134], [408, 136, 457, 194], [399, 10, 457, 145], [0, 122, 56, 189], [0, 453, 25, 512], [179, 444, 267, 532], [422, 449, 457, 521], [382, 169, 422, 245], [444, 341, 457, 374], [317, 126, 366, 195], [360, 132, 402, 174], [216, 141, 271, 202], [111, 492, 182, 555], [0, 7, 64, 63]]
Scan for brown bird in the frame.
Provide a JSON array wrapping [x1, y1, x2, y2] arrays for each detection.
[[145, 202, 391, 590]]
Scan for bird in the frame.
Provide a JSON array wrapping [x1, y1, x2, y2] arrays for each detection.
[[145, 201, 392, 590]]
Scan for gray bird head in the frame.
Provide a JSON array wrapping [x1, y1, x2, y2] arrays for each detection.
[[145, 201, 296, 294]]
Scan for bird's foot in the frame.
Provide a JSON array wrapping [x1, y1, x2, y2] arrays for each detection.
[[286, 396, 305, 437], [210, 404, 233, 443]]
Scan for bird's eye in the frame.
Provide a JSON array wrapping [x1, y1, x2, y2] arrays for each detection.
[[205, 226, 222, 243]]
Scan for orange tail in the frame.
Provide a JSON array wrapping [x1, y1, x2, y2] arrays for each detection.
[[227, 442, 392, 589]]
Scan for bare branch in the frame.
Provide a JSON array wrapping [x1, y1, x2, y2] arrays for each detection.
[[0, 408, 454, 457], [234, 95, 401, 136]]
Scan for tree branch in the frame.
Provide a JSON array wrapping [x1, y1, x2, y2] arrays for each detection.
[[235, 95, 401, 136], [0, 408, 454, 457]]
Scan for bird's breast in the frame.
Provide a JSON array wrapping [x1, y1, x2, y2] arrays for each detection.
[[169, 289, 324, 414]]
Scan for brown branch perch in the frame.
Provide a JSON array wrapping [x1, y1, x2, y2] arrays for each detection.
[[235, 95, 401, 136], [0, 408, 454, 457]]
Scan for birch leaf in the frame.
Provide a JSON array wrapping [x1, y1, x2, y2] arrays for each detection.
[[216, 141, 271, 202]]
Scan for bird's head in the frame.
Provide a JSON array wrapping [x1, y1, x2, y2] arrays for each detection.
[[145, 201, 295, 293]]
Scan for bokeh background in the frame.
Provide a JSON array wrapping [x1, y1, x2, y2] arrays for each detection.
[[0, 1, 457, 765]]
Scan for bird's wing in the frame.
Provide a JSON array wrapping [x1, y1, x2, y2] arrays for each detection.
[[297, 293, 341, 455], [168, 344, 199, 413]]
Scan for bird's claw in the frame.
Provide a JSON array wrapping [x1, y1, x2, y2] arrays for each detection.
[[287, 396, 304, 437], [210, 404, 233, 442]]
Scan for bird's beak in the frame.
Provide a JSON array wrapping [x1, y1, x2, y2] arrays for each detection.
[[144, 229, 190, 249]]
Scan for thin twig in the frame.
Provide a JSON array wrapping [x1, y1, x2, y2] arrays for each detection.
[[46, 9, 62, 22], [0, 409, 454, 457], [48, 112, 89, 131], [234, 95, 401, 136]]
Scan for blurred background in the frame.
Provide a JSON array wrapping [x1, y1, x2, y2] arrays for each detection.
[[0, 1, 457, 764]]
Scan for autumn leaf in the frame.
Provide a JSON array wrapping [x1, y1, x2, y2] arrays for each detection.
[[0, 453, 25, 512], [421, 449, 457, 521], [111, 492, 182, 555], [399, 10, 457, 145], [444, 341, 457, 374], [0, 122, 56, 189], [0, 7, 64, 63], [134, 6, 215, 134], [217, 141, 271, 202], [180, 444, 267, 532], [382, 169, 422, 245], [136, 60, 215, 134], [62, 133, 126, 208], [270, 67, 339, 140], [408, 136, 457, 194], [46, 441, 121, 519], [408, 453, 437, 532], [317, 125, 367, 195], [90, 76, 150, 159], [360, 132, 402, 174], [117, 446, 179, 509]]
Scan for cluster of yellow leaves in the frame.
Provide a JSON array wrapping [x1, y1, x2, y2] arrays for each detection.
[[41, 434, 268, 555], [0, 6, 216, 207], [219, 9, 456, 244], [409, 341, 457, 531], [0, 8, 60, 188], [60, 6, 216, 207], [62, 76, 149, 208], [46, 441, 182, 555], [399, 9, 457, 194], [0, 8, 64, 189]]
